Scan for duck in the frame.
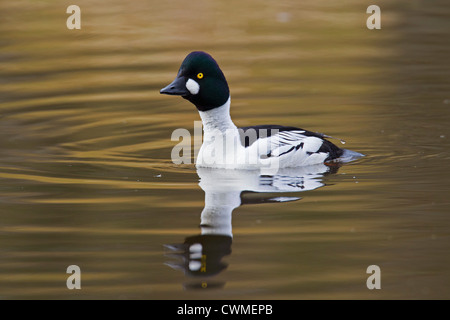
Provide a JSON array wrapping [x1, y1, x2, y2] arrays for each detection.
[[160, 51, 363, 169]]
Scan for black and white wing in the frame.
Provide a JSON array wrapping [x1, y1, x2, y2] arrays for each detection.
[[239, 125, 343, 163]]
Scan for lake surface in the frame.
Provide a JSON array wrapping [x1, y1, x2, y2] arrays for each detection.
[[1, 0, 449, 299]]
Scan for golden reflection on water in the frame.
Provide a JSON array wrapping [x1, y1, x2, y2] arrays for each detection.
[[1, 0, 450, 299]]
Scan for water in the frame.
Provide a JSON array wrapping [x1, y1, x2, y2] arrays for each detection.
[[1, 0, 449, 299]]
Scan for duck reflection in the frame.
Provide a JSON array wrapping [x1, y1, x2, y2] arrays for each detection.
[[164, 164, 339, 290]]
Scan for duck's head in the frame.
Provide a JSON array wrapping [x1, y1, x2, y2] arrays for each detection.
[[160, 51, 230, 112]]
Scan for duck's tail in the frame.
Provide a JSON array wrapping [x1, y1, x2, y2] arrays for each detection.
[[338, 149, 365, 163]]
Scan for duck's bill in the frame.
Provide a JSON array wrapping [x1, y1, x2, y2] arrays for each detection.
[[160, 77, 189, 96]]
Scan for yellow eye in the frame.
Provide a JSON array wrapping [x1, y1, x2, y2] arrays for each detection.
[[197, 73, 204, 79]]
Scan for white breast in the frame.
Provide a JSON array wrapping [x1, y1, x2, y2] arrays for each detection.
[[195, 97, 331, 170], [196, 130, 329, 170]]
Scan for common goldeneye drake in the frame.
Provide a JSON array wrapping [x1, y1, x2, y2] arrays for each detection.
[[160, 51, 363, 169]]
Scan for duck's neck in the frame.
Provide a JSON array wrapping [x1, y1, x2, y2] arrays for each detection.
[[198, 96, 237, 135]]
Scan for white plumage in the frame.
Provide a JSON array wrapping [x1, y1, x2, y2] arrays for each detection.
[[196, 97, 337, 170], [185, 78, 200, 95]]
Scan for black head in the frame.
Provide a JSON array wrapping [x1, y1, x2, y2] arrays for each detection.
[[160, 51, 230, 111]]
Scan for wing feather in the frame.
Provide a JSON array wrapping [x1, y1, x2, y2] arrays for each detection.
[[239, 125, 343, 162]]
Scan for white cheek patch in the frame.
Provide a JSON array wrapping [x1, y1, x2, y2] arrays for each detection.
[[186, 78, 200, 95]]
